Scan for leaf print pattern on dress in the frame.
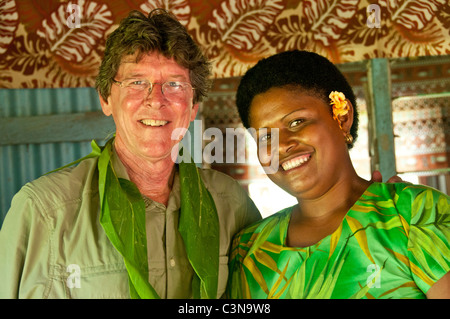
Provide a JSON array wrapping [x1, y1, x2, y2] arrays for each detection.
[[227, 183, 450, 299], [408, 188, 450, 284]]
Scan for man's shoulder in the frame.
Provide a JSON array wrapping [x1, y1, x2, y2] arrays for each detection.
[[195, 167, 262, 230], [18, 157, 99, 208], [197, 167, 243, 194]]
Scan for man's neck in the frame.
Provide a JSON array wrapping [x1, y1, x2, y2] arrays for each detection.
[[114, 143, 176, 207]]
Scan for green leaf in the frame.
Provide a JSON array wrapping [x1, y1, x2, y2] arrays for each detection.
[[286, 258, 307, 298], [350, 260, 385, 299], [98, 139, 159, 299], [178, 160, 220, 299], [247, 216, 283, 257], [411, 190, 433, 224]]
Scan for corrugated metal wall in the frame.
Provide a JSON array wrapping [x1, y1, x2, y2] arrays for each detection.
[[0, 87, 115, 226]]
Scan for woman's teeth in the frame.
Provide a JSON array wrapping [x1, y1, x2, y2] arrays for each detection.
[[140, 119, 168, 126], [282, 154, 311, 171]]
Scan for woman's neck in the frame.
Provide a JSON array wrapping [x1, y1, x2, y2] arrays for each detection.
[[287, 172, 372, 247], [296, 174, 371, 220]]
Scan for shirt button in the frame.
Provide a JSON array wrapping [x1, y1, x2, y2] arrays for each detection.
[[169, 258, 176, 267]]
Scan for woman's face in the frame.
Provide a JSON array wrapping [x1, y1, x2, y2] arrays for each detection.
[[249, 87, 352, 200]]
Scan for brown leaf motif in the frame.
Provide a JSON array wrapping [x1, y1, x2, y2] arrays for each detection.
[[140, 0, 191, 26], [379, 0, 447, 30], [379, 0, 449, 56], [207, 0, 285, 51], [340, 5, 389, 47], [302, 0, 359, 46], [0, 33, 49, 76], [0, 0, 19, 55], [268, 14, 305, 51], [36, 0, 113, 63]]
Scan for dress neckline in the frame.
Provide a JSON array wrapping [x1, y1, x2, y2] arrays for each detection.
[[281, 182, 380, 250]]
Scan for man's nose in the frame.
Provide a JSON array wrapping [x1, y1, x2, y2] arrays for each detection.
[[145, 83, 167, 107]]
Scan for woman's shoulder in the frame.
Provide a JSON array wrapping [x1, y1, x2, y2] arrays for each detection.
[[233, 206, 293, 245], [365, 182, 449, 224], [230, 206, 293, 264], [365, 182, 448, 202]]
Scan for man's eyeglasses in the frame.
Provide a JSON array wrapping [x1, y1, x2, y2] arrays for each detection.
[[112, 78, 194, 103]]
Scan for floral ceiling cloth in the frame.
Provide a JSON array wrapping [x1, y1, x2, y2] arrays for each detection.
[[0, 0, 449, 88]]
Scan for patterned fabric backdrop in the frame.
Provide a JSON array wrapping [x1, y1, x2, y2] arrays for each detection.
[[0, 0, 449, 88]]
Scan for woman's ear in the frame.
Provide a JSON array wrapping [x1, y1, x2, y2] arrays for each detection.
[[337, 99, 354, 135]]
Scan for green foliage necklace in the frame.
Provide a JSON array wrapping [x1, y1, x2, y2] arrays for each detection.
[[54, 138, 220, 299]]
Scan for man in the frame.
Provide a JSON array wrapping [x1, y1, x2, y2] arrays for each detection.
[[0, 9, 260, 299]]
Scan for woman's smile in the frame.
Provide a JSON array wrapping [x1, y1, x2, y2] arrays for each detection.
[[281, 153, 312, 171]]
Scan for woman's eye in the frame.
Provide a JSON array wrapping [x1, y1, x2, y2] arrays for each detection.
[[259, 134, 271, 143], [289, 119, 303, 128]]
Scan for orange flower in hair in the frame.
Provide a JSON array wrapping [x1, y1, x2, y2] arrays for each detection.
[[329, 91, 349, 129]]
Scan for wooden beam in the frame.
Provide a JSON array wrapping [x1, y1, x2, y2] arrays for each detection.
[[0, 111, 115, 145], [366, 58, 397, 181]]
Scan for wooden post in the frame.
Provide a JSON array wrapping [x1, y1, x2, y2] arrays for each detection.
[[366, 58, 397, 181]]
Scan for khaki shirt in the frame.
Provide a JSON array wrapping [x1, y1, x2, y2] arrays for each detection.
[[0, 152, 260, 299]]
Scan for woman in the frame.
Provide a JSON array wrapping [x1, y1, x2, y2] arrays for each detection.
[[227, 50, 450, 299]]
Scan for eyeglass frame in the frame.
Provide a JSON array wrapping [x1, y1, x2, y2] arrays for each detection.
[[111, 78, 195, 101]]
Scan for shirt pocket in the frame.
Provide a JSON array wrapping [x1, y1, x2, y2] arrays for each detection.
[[49, 263, 130, 299]]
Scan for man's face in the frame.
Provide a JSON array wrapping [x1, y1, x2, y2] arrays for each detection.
[[100, 51, 198, 162]]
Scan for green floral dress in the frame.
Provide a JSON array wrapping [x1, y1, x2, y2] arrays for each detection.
[[227, 182, 450, 299]]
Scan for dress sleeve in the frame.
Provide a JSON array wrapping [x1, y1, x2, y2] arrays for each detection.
[[397, 184, 450, 294]]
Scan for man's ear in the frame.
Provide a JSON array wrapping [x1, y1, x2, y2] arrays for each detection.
[[190, 103, 199, 122], [99, 93, 112, 116]]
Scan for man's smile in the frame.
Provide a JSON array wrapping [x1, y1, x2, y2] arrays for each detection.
[[139, 119, 169, 127]]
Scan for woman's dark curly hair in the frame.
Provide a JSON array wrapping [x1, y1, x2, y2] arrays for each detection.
[[95, 9, 212, 104], [236, 50, 359, 149]]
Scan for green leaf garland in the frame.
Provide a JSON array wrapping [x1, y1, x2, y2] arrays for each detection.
[[97, 138, 159, 298], [179, 159, 219, 299], [49, 138, 221, 298], [96, 139, 220, 299]]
